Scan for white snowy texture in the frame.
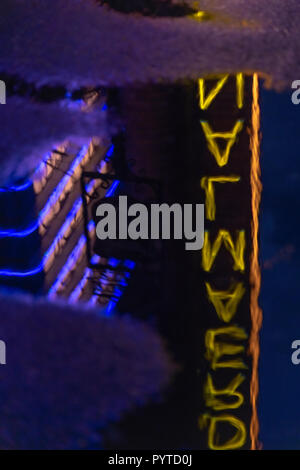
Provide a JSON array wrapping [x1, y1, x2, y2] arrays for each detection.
[[0, 290, 175, 449], [0, 98, 108, 185], [0, 0, 298, 90]]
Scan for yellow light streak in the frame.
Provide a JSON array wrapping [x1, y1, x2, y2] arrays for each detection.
[[236, 73, 245, 109]]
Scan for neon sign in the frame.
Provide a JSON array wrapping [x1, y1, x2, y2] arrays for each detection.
[[198, 73, 262, 450]]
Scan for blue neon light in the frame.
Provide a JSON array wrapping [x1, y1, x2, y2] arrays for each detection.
[[48, 234, 86, 297], [48, 222, 95, 296], [0, 180, 33, 193], [105, 180, 120, 197], [0, 151, 52, 194], [105, 144, 114, 159], [0, 145, 115, 238], [0, 146, 118, 277], [0, 221, 39, 239], [0, 145, 86, 238], [68, 253, 99, 303], [0, 263, 43, 278], [105, 300, 117, 316], [39, 145, 88, 224], [42, 178, 98, 268]]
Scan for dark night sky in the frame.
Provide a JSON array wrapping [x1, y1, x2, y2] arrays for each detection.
[[259, 86, 300, 449]]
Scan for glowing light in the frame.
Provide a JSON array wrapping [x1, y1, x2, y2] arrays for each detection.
[[201, 175, 240, 220], [69, 270, 91, 303], [0, 221, 39, 239], [249, 73, 262, 450], [202, 230, 246, 272], [105, 144, 115, 159], [198, 73, 260, 450], [0, 144, 66, 195], [0, 263, 43, 277], [0, 142, 111, 239], [68, 252, 99, 303], [89, 257, 135, 311], [47, 233, 88, 298], [0, 148, 61, 238], [33, 144, 67, 195], [236, 73, 245, 109], [201, 120, 244, 167], [64, 176, 121, 304], [0, 147, 113, 277], [105, 299, 117, 315], [204, 373, 245, 410], [105, 180, 120, 197], [0, 145, 79, 238], [205, 326, 248, 370], [192, 11, 210, 21], [42, 177, 101, 273], [39, 145, 89, 234], [0, 180, 32, 193], [198, 74, 245, 110], [199, 413, 247, 450], [198, 75, 229, 110], [43, 151, 116, 273], [205, 282, 245, 323]]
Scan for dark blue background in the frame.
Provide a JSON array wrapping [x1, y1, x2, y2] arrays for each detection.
[[259, 86, 300, 449]]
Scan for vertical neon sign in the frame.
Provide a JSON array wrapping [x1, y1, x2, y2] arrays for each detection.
[[197, 74, 262, 450]]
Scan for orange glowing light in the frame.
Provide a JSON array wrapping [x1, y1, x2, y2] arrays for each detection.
[[249, 73, 262, 450]]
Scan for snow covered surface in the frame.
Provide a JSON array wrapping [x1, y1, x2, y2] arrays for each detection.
[[0, 98, 108, 186], [0, 0, 298, 90], [0, 291, 174, 449], [0, 0, 298, 185]]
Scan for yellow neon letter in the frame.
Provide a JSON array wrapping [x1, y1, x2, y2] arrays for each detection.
[[198, 74, 244, 110], [199, 413, 247, 450], [201, 120, 244, 167], [198, 75, 229, 110], [200, 176, 240, 220], [205, 326, 248, 370], [205, 282, 245, 323], [236, 73, 245, 109], [204, 373, 245, 410], [202, 230, 246, 272]]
